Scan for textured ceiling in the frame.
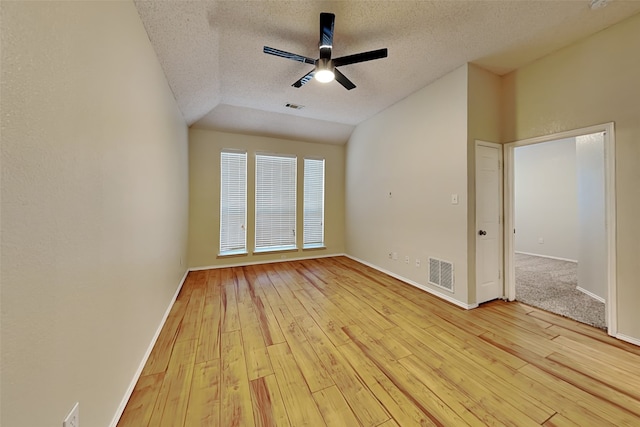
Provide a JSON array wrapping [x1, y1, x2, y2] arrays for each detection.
[[134, 1, 640, 145]]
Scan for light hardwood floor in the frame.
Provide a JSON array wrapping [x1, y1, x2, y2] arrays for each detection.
[[117, 256, 640, 426]]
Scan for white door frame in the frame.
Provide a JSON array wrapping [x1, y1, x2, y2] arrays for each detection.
[[475, 140, 504, 304], [503, 122, 617, 336]]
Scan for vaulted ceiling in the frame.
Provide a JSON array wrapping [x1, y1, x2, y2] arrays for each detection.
[[134, 1, 640, 145]]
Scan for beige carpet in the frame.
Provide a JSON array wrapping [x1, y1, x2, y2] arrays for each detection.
[[515, 253, 606, 330]]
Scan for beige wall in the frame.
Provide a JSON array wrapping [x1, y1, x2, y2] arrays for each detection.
[[467, 64, 502, 303], [346, 65, 471, 306], [467, 64, 502, 144], [1, 2, 189, 426], [514, 138, 579, 260], [503, 13, 640, 339], [188, 129, 345, 268], [2, 5, 638, 427]]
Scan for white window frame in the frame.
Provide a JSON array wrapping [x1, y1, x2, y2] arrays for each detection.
[[219, 149, 247, 256], [254, 153, 298, 253], [303, 157, 325, 249]]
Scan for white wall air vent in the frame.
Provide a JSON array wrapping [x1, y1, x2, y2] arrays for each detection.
[[428, 257, 454, 292]]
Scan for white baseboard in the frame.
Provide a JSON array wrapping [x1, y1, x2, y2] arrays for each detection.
[[109, 268, 190, 427], [616, 333, 640, 347], [189, 252, 347, 271], [344, 254, 476, 310], [576, 286, 606, 303], [515, 251, 577, 263]]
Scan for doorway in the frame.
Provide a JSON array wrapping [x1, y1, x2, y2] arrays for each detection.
[[513, 136, 604, 328], [504, 123, 617, 336]]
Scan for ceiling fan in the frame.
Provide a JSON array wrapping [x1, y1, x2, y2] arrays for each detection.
[[263, 12, 388, 90]]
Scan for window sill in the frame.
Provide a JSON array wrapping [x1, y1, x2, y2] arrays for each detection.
[[303, 244, 326, 251], [253, 246, 298, 255], [217, 250, 248, 258]]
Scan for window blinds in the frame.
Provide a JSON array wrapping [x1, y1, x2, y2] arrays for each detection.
[[220, 150, 247, 254], [303, 158, 325, 247], [255, 154, 297, 251]]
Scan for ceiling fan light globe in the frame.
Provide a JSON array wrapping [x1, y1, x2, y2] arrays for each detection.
[[315, 69, 335, 83]]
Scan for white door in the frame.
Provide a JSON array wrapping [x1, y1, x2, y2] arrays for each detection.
[[476, 142, 503, 304]]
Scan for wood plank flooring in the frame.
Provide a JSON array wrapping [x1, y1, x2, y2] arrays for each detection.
[[117, 256, 640, 426]]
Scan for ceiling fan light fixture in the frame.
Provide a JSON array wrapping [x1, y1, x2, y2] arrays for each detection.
[[315, 68, 335, 83], [315, 58, 334, 83]]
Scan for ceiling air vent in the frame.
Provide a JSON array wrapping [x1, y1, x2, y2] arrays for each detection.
[[590, 0, 609, 10], [285, 103, 304, 110]]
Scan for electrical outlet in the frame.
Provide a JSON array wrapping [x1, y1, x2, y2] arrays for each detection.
[[415, 259, 421, 267], [404, 255, 410, 264], [538, 237, 544, 244], [63, 402, 79, 427], [392, 252, 398, 260]]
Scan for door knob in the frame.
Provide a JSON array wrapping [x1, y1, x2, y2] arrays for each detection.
[[478, 230, 487, 236]]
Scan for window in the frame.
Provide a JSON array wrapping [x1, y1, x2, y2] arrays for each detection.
[[255, 154, 297, 252], [303, 158, 325, 248], [219, 150, 247, 255]]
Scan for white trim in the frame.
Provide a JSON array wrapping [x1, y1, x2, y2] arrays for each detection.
[[503, 122, 617, 337], [253, 245, 298, 254], [604, 126, 617, 337], [504, 142, 516, 302], [505, 123, 612, 147], [218, 249, 248, 257], [303, 155, 326, 162], [221, 147, 247, 154], [109, 269, 190, 427], [345, 254, 477, 310], [616, 333, 640, 347], [576, 286, 606, 303], [515, 251, 578, 263], [255, 151, 297, 159], [476, 140, 502, 148], [303, 244, 327, 250], [189, 252, 345, 271]]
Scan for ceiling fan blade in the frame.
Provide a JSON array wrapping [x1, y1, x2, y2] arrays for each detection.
[[333, 48, 388, 67], [263, 46, 316, 65], [319, 13, 335, 47], [292, 70, 315, 88], [319, 13, 335, 60], [334, 68, 356, 90]]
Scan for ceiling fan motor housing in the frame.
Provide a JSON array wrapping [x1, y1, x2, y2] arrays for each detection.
[[316, 57, 332, 71]]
